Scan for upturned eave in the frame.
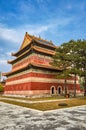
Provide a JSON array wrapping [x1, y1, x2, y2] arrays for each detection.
[[3, 62, 61, 77]]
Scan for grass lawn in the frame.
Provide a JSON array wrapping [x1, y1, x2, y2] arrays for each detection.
[[0, 97, 86, 111]]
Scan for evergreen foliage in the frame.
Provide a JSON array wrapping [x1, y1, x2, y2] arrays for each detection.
[[51, 39, 86, 96], [0, 84, 4, 92], [51, 43, 72, 96]]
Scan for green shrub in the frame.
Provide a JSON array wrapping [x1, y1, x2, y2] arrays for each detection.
[[0, 84, 4, 92]]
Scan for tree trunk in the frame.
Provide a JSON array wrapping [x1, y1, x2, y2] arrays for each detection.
[[64, 78, 67, 96], [84, 74, 86, 96], [74, 74, 76, 97]]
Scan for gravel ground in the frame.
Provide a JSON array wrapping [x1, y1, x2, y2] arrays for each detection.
[[0, 102, 86, 130]]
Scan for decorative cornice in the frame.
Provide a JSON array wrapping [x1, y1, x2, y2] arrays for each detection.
[[7, 45, 55, 64], [3, 62, 61, 76]]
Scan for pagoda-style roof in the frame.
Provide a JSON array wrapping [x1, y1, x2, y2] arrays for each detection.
[[12, 32, 57, 57], [3, 63, 61, 77], [31, 63, 60, 71], [33, 46, 55, 55], [8, 45, 55, 64]]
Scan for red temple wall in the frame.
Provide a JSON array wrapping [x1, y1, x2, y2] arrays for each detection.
[[4, 82, 31, 91], [12, 55, 51, 71], [5, 83, 80, 91], [7, 72, 78, 82], [4, 82, 80, 96], [5, 71, 80, 96]]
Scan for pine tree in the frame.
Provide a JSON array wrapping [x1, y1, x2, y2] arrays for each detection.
[[51, 39, 86, 97], [60, 40, 86, 96], [51, 45, 71, 96], [75, 40, 86, 96]]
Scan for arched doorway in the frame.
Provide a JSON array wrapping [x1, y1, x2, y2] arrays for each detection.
[[58, 86, 62, 94], [52, 87, 54, 94], [50, 86, 56, 95]]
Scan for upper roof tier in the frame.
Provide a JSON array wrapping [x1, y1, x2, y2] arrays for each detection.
[[8, 45, 55, 64], [12, 32, 57, 57]]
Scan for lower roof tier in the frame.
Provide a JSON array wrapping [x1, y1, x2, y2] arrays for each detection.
[[3, 63, 61, 77]]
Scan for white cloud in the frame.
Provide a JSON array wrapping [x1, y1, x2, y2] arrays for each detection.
[[24, 24, 51, 35], [0, 59, 7, 64], [0, 23, 52, 45], [0, 61, 11, 73], [0, 16, 72, 45], [0, 24, 21, 43], [0, 56, 11, 73], [0, 47, 14, 72], [0, 48, 3, 52]]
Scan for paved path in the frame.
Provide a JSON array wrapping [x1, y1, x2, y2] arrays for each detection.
[[0, 102, 86, 130], [0, 97, 71, 104]]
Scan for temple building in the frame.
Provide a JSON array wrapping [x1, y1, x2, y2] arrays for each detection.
[[3, 32, 80, 96]]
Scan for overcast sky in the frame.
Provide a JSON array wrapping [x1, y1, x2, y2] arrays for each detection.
[[0, 0, 86, 76]]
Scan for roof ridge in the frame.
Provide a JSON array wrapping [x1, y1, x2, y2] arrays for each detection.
[[26, 32, 53, 44]]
